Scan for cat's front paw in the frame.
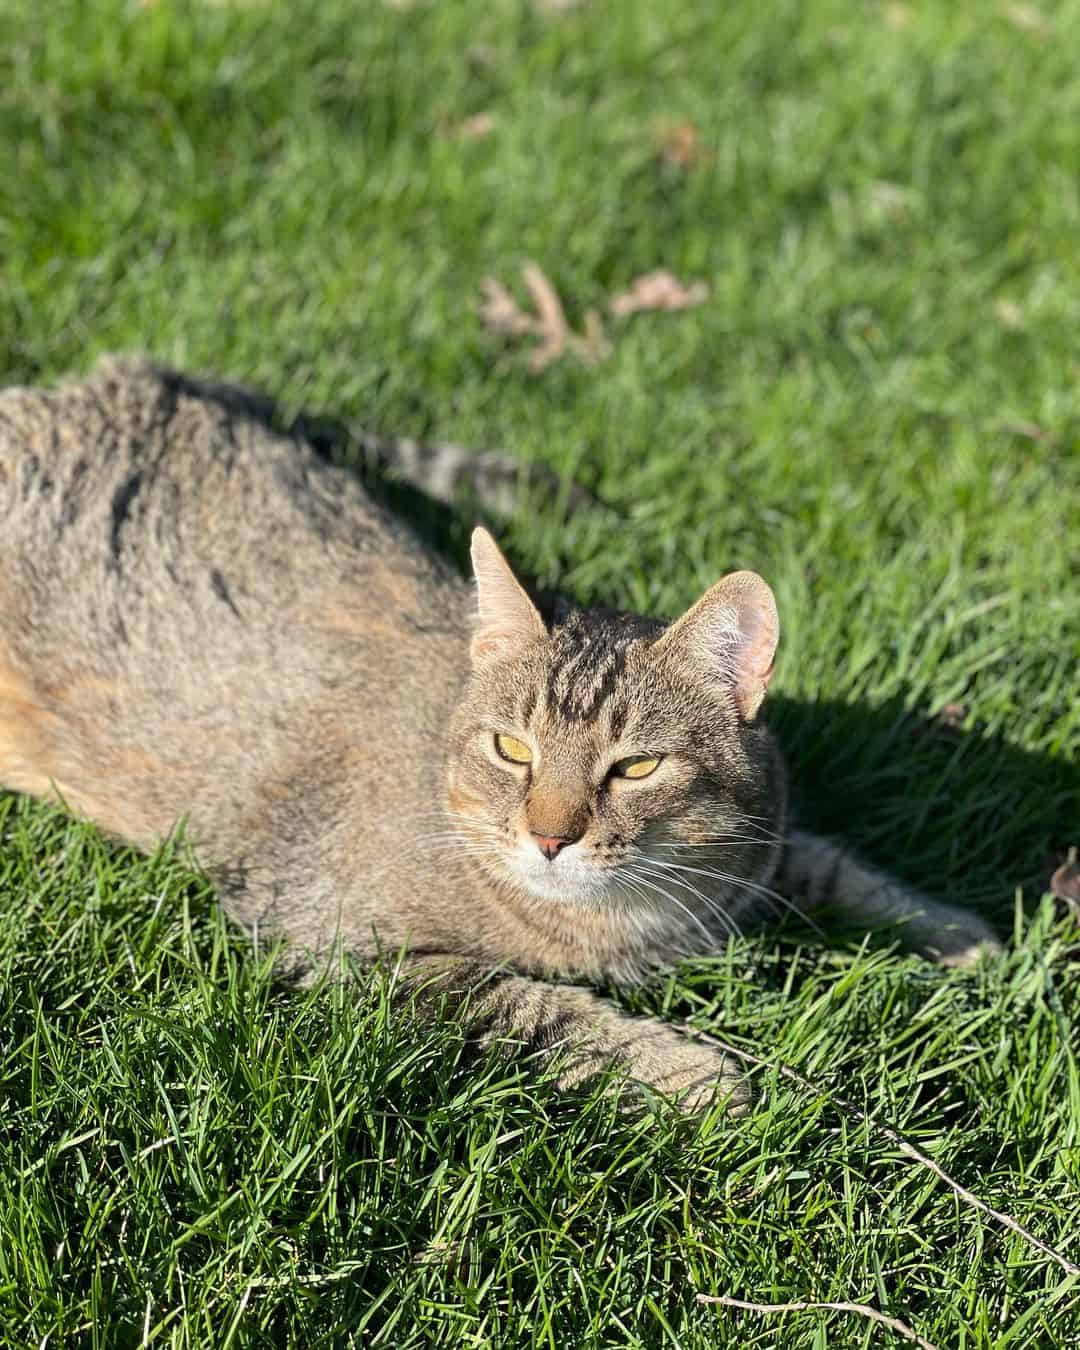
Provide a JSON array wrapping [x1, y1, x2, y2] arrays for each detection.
[[635, 1039, 751, 1116], [922, 907, 1003, 968], [937, 932, 1004, 968]]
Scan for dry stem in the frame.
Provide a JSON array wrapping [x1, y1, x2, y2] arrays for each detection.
[[698, 1032, 1080, 1278], [696, 1293, 941, 1350]]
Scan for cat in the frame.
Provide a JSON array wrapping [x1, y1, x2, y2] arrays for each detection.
[[0, 356, 1001, 1110]]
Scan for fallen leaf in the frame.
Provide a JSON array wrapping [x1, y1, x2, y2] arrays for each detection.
[[654, 120, 710, 170], [911, 704, 968, 742], [479, 263, 609, 372], [882, 3, 913, 29], [1050, 847, 1080, 919], [609, 270, 709, 318], [444, 111, 496, 141], [938, 703, 968, 729]]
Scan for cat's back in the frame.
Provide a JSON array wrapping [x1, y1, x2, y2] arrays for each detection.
[[0, 356, 472, 878], [0, 354, 455, 617]]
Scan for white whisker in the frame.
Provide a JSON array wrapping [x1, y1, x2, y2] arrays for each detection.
[[618, 866, 716, 945], [644, 856, 823, 936], [627, 859, 742, 942]]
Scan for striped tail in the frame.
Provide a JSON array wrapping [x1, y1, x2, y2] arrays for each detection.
[[349, 427, 596, 517]]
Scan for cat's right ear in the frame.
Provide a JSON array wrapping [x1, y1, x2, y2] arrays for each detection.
[[469, 527, 547, 665]]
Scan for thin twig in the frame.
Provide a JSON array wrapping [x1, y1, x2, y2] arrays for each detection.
[[696, 1293, 941, 1350], [522, 262, 570, 341], [697, 1032, 1080, 1277]]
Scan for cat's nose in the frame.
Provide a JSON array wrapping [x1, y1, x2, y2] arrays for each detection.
[[531, 831, 579, 861]]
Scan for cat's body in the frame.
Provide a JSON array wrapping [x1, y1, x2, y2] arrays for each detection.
[[0, 357, 999, 1108]]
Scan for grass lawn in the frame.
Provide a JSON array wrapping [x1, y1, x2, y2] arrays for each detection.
[[2, 0, 1080, 1344]]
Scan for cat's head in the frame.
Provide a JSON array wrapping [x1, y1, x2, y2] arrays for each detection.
[[446, 529, 784, 916]]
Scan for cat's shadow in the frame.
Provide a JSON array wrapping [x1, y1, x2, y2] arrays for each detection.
[[234, 373, 1078, 927], [766, 691, 1073, 924]]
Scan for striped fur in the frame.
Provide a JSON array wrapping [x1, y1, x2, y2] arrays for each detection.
[[353, 430, 594, 516], [777, 831, 999, 967]]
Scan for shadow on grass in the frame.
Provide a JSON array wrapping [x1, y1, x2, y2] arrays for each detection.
[[767, 693, 1076, 924]]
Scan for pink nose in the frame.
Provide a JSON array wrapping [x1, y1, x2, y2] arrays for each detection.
[[532, 832, 574, 861]]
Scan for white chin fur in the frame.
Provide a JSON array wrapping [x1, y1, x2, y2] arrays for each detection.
[[506, 847, 612, 905]]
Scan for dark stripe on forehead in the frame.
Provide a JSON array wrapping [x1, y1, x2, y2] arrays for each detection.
[[548, 630, 629, 723], [607, 698, 629, 742], [519, 680, 539, 726]]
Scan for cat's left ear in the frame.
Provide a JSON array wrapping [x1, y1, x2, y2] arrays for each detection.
[[653, 571, 778, 720], [469, 527, 547, 665]]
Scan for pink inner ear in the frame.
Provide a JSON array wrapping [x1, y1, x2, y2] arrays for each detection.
[[733, 595, 778, 718], [741, 607, 778, 683], [665, 571, 778, 719]]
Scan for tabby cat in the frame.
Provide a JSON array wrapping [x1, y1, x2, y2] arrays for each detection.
[[0, 357, 1000, 1109]]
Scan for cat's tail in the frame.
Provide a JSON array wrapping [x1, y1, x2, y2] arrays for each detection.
[[343, 427, 597, 518]]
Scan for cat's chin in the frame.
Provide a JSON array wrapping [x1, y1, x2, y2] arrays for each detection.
[[503, 852, 616, 907]]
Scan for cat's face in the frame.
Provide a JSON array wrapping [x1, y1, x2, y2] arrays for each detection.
[[446, 531, 783, 917]]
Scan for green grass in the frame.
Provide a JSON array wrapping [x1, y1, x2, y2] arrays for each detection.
[[2, 0, 1079, 1344]]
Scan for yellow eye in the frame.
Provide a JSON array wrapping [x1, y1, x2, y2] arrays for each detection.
[[612, 755, 662, 780], [495, 734, 533, 765]]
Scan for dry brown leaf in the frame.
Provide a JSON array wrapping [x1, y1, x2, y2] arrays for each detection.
[[910, 704, 967, 742], [479, 264, 609, 373], [1050, 847, 1080, 919], [654, 120, 710, 170], [609, 270, 709, 318], [450, 112, 496, 141]]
